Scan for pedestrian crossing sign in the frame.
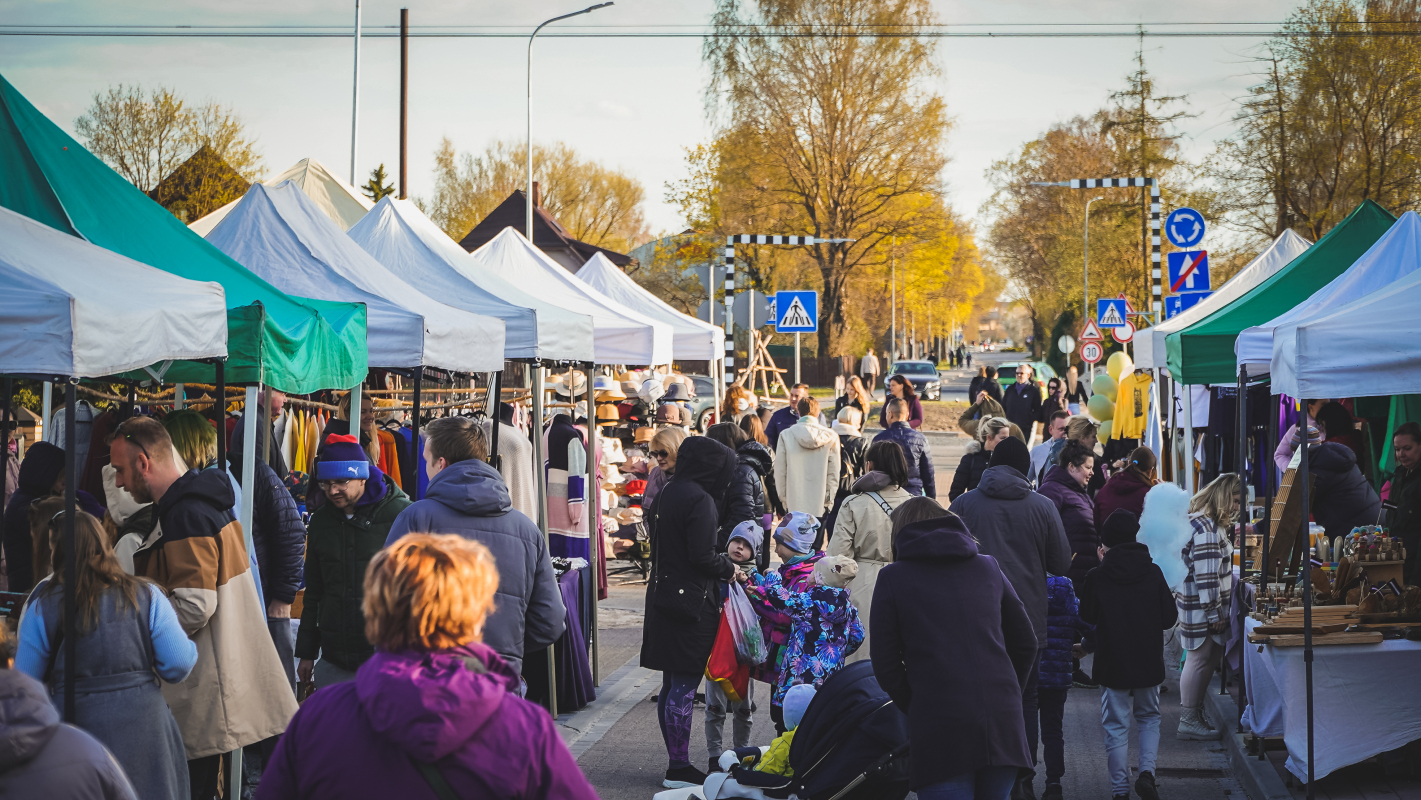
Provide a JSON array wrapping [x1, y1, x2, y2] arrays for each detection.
[[1097, 298, 1128, 329], [774, 291, 818, 332]]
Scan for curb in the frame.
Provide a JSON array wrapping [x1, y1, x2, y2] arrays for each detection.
[[1205, 687, 1292, 800], [557, 655, 658, 759]]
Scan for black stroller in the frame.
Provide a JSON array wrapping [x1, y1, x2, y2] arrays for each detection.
[[719, 660, 910, 800]]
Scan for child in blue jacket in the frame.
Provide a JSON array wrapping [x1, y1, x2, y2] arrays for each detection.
[[1039, 574, 1092, 799]]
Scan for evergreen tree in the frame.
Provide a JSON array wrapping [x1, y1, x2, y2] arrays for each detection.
[[363, 164, 396, 202]]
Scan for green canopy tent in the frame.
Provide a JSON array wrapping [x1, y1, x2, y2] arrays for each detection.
[[1165, 200, 1396, 385], [0, 74, 366, 393]]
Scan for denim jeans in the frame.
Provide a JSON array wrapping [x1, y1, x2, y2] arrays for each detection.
[[1100, 685, 1161, 796], [916, 765, 1018, 800]]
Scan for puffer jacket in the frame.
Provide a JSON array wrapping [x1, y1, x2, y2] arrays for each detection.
[[718, 444, 767, 550], [738, 440, 783, 517], [384, 459, 565, 675], [872, 421, 935, 498], [1037, 465, 1099, 586], [0, 670, 136, 799], [297, 470, 412, 671], [1040, 575, 1091, 690], [949, 444, 991, 501], [1310, 442, 1383, 537], [774, 416, 841, 516], [250, 458, 305, 605]]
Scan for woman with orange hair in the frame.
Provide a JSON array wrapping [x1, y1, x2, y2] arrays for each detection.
[[258, 534, 598, 800]]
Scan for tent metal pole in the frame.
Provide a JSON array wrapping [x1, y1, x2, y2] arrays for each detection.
[[263, 386, 274, 470], [1184, 387, 1196, 493], [533, 364, 548, 534], [174, 383, 184, 411], [1298, 397, 1315, 799], [1230, 364, 1247, 713], [410, 375, 420, 500], [62, 380, 77, 723], [239, 387, 259, 557], [41, 381, 52, 441], [214, 361, 226, 471], [0, 378, 10, 527], [585, 361, 599, 687]]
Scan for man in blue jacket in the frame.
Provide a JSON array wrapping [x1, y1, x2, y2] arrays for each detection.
[[385, 417, 565, 675], [871, 399, 935, 498], [765, 383, 809, 450]]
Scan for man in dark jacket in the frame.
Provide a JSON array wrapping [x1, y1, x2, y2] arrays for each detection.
[[1002, 365, 1043, 443], [2, 441, 64, 593], [297, 434, 412, 688], [1079, 510, 1178, 800], [1388, 422, 1421, 584], [765, 383, 808, 451], [872, 399, 935, 498], [1309, 440, 1383, 538], [949, 436, 1071, 798], [385, 417, 565, 676]]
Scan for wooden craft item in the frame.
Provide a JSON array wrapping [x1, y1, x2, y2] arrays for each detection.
[[1265, 631, 1383, 647], [1251, 622, 1348, 635], [1265, 468, 1315, 579]]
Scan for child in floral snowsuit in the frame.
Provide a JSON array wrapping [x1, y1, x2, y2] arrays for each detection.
[[746, 518, 864, 730]]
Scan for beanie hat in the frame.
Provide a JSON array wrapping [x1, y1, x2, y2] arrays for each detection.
[[316, 434, 370, 480], [773, 512, 820, 555], [783, 684, 817, 731], [728, 520, 762, 558], [813, 554, 858, 588], [988, 435, 1032, 477], [1100, 508, 1140, 548]]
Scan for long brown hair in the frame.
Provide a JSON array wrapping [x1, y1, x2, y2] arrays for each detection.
[[739, 413, 769, 446], [1123, 446, 1157, 484], [36, 510, 148, 633]]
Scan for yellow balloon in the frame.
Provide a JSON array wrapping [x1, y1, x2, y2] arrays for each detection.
[[1098, 420, 1114, 441], [1087, 394, 1115, 422], [1106, 351, 1134, 381], [1092, 374, 1118, 403]]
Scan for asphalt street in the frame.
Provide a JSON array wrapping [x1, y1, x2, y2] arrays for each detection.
[[567, 351, 1250, 800]]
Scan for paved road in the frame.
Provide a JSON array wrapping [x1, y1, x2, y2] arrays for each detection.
[[568, 349, 1251, 799]]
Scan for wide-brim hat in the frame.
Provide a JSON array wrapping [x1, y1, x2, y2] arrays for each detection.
[[596, 405, 621, 426], [554, 371, 587, 397], [617, 370, 638, 383], [597, 385, 628, 402], [639, 379, 665, 404], [634, 427, 655, 444], [662, 382, 691, 402], [593, 375, 616, 393]]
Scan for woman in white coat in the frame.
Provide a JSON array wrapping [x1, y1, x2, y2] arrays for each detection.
[[773, 396, 841, 517], [828, 440, 914, 663]]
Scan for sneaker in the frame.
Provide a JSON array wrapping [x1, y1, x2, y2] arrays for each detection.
[[1071, 668, 1098, 689], [1177, 705, 1221, 740], [1135, 770, 1160, 800], [663, 764, 708, 789], [1042, 783, 1063, 800]]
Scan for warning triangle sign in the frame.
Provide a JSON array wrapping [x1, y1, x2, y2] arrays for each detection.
[[1118, 293, 1135, 313], [1099, 303, 1126, 328], [780, 297, 813, 328], [1080, 319, 1103, 341]]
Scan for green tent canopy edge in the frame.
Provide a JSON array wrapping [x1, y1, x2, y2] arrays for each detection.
[[0, 74, 367, 393]]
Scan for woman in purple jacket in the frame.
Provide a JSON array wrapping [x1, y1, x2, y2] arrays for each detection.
[[1036, 441, 1099, 588], [257, 533, 597, 800]]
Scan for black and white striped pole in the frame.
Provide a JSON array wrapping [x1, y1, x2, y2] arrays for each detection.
[[723, 235, 855, 385]]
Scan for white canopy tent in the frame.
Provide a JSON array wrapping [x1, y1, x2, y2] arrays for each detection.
[[0, 205, 227, 376], [207, 182, 504, 371], [348, 197, 595, 362], [1273, 232, 1421, 399], [467, 228, 674, 365], [1134, 229, 1312, 369], [189, 157, 373, 236], [1238, 211, 1421, 374], [575, 252, 724, 362]]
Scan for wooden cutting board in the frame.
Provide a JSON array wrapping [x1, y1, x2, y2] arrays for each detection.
[[1251, 622, 1349, 635]]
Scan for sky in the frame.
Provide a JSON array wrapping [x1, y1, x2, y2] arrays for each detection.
[[1, 0, 1304, 238]]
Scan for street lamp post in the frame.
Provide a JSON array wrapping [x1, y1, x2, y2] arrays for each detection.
[[527, 4, 614, 240], [1083, 195, 1106, 322]]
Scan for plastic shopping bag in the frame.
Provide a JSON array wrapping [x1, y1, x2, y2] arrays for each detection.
[[727, 581, 769, 665], [706, 605, 750, 703]]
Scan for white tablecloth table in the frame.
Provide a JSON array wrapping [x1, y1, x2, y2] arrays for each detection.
[[1242, 615, 1421, 780]]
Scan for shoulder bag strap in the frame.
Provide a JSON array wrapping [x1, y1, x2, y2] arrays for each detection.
[[864, 491, 894, 518], [412, 760, 463, 800]]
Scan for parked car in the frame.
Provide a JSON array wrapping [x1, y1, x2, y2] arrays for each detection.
[[886, 360, 943, 401], [996, 361, 1058, 400], [687, 374, 719, 431]]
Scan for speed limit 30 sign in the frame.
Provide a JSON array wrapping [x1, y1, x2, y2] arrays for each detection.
[[1080, 341, 1104, 364]]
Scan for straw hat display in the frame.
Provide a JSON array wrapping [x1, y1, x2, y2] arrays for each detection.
[[634, 427, 655, 444], [596, 405, 621, 426]]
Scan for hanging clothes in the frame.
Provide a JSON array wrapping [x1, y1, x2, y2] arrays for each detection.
[[46, 400, 96, 469], [544, 414, 588, 560], [376, 429, 402, 489], [1111, 371, 1154, 441], [482, 418, 536, 522], [79, 409, 118, 502]]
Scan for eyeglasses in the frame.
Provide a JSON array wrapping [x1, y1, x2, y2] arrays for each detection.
[[318, 479, 360, 490], [649, 450, 669, 459]]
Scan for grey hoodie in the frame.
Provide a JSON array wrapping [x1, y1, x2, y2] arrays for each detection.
[[0, 670, 136, 799], [949, 465, 1071, 648], [385, 459, 567, 673]]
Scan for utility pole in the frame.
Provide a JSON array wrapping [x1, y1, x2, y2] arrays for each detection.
[[398, 8, 408, 199], [350, 0, 362, 185]]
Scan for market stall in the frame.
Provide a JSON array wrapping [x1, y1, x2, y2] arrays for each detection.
[[575, 252, 725, 363]]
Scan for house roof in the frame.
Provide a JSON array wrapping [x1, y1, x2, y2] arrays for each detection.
[[456, 189, 632, 268]]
